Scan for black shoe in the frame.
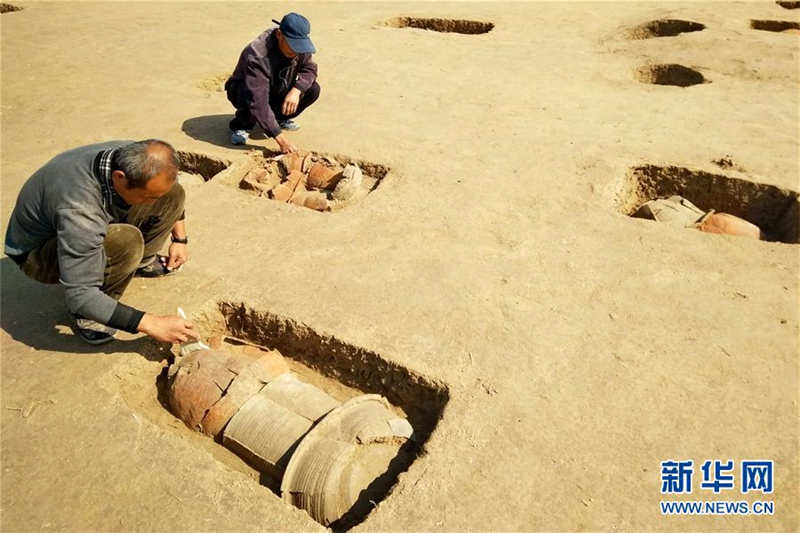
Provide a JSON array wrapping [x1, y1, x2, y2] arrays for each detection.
[[73, 316, 117, 345], [135, 255, 178, 278], [76, 327, 115, 345]]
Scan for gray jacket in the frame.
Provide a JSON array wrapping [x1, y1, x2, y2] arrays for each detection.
[[4, 141, 144, 331]]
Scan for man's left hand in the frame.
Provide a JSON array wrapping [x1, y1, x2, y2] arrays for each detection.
[[282, 88, 301, 116], [166, 242, 190, 271]]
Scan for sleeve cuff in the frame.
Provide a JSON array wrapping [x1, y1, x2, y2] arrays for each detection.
[[107, 302, 145, 334]]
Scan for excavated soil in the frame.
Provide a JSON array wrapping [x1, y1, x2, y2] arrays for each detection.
[[634, 64, 706, 86], [384, 16, 494, 34], [626, 19, 706, 39], [776, 1, 800, 9], [0, 3, 21, 13]]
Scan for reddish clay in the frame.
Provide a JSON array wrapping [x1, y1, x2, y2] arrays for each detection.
[[167, 349, 251, 431], [307, 163, 343, 190], [697, 212, 762, 239], [201, 349, 291, 437]]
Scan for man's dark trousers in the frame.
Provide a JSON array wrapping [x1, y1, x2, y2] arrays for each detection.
[[227, 81, 321, 132]]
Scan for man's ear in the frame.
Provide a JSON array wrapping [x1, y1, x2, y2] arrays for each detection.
[[111, 170, 128, 187]]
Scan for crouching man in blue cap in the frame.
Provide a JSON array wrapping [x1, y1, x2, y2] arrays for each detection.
[[225, 12, 320, 153]]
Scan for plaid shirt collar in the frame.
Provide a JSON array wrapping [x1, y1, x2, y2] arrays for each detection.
[[94, 148, 130, 211]]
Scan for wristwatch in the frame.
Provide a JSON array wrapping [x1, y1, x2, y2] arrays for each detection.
[[171, 235, 189, 244]]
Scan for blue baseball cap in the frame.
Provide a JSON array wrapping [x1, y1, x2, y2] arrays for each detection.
[[273, 13, 316, 54]]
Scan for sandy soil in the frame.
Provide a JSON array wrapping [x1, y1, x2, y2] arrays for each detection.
[[1, 2, 798, 531]]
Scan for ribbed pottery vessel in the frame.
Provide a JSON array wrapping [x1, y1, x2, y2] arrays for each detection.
[[223, 373, 340, 478], [280, 394, 414, 525]]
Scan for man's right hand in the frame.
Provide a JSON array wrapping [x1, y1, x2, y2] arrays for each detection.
[[137, 313, 198, 343], [275, 133, 297, 154]]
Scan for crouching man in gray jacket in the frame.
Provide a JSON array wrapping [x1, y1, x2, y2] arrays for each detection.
[[4, 139, 198, 345]]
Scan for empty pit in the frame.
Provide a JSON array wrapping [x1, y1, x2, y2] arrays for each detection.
[[750, 19, 800, 32], [384, 16, 494, 34], [776, 1, 800, 9], [0, 3, 22, 13], [176, 150, 231, 188], [155, 300, 448, 531], [634, 64, 706, 87], [616, 165, 800, 244], [626, 19, 705, 39]]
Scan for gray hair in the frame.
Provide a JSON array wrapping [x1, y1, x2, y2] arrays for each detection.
[[112, 139, 179, 189]]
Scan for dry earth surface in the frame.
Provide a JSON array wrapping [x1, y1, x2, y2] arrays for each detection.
[[1, 1, 798, 532]]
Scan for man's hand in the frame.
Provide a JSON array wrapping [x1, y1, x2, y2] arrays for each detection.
[[166, 242, 189, 271], [138, 313, 198, 343], [282, 87, 301, 116], [275, 133, 297, 154]]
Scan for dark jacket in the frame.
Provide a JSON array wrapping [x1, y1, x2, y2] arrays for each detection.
[[226, 28, 318, 138]]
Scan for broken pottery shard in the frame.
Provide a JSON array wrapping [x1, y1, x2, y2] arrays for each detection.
[[302, 190, 330, 211], [632, 195, 705, 227], [247, 168, 268, 182], [289, 185, 310, 206], [222, 377, 337, 478], [307, 163, 343, 190], [697, 212, 763, 239], [200, 349, 290, 438], [281, 395, 414, 526], [271, 183, 294, 202], [278, 152, 306, 175], [332, 164, 363, 201], [301, 153, 315, 173], [260, 373, 340, 422], [167, 349, 251, 431]]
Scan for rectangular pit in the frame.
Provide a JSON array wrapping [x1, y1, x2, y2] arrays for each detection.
[[175, 149, 389, 212], [161, 300, 448, 531], [617, 165, 800, 243]]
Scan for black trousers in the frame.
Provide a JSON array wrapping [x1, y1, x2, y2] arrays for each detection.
[[227, 81, 321, 133]]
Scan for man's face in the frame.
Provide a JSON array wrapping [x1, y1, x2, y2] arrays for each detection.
[[277, 30, 297, 59], [112, 170, 174, 205]]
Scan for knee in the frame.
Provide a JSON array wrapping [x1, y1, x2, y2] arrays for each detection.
[[304, 82, 321, 105], [105, 224, 144, 272]]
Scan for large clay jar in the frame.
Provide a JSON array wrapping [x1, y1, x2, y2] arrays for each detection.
[[280, 395, 414, 526]]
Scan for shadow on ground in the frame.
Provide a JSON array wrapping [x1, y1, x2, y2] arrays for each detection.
[[1, 258, 165, 359], [181, 114, 275, 155]]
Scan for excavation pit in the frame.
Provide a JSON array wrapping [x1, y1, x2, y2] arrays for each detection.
[[617, 165, 800, 243], [635, 64, 706, 87], [234, 151, 390, 212], [176, 150, 231, 188], [0, 3, 22, 13], [750, 19, 800, 32], [776, 1, 800, 8], [156, 300, 449, 531], [384, 16, 494, 34], [626, 19, 705, 39]]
